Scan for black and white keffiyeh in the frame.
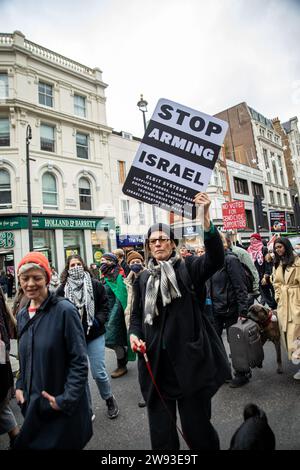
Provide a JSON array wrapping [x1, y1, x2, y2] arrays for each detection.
[[64, 266, 95, 328], [144, 254, 182, 325]]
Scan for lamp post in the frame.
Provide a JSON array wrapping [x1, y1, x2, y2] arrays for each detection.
[[137, 94, 157, 223], [137, 94, 148, 134], [26, 124, 33, 251]]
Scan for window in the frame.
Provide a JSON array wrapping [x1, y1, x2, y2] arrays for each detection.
[[259, 127, 265, 137], [38, 82, 53, 107], [245, 209, 254, 230], [118, 161, 126, 184], [0, 118, 9, 146], [263, 148, 269, 168], [0, 169, 12, 208], [121, 200, 130, 225], [234, 177, 249, 195], [79, 178, 92, 210], [76, 133, 89, 159], [274, 135, 279, 144], [269, 190, 275, 205], [266, 170, 271, 182], [220, 171, 227, 191], [40, 124, 55, 152], [272, 161, 278, 185], [138, 201, 145, 225], [277, 192, 282, 206], [267, 131, 272, 140], [252, 182, 264, 198], [283, 193, 288, 207], [210, 170, 219, 186], [42, 172, 58, 208], [74, 95, 86, 117], [0, 73, 8, 98]]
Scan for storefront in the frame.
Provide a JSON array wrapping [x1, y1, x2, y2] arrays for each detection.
[[0, 215, 116, 275]]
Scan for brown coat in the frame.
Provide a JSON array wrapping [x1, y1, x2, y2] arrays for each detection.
[[273, 256, 300, 358]]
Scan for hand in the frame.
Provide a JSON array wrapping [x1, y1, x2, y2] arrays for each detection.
[[193, 192, 211, 231], [130, 334, 146, 353], [16, 389, 24, 405], [41, 391, 60, 411]]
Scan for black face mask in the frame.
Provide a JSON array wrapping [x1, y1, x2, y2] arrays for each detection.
[[130, 263, 143, 274]]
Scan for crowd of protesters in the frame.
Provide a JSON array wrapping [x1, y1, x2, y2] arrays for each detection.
[[1, 192, 300, 450]]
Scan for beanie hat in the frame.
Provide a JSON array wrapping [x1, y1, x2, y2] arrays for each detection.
[[102, 252, 118, 264], [250, 233, 262, 241], [18, 252, 52, 283], [146, 223, 179, 246], [127, 251, 144, 265]]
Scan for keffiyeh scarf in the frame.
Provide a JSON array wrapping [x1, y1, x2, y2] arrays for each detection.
[[144, 254, 182, 325], [64, 266, 95, 328], [247, 239, 264, 265]]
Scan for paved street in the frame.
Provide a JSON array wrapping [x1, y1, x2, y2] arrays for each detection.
[[1, 336, 299, 450]]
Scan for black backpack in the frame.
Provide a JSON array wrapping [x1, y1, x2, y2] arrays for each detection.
[[240, 262, 255, 294]]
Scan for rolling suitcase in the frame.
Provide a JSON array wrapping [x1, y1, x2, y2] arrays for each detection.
[[228, 318, 264, 372]]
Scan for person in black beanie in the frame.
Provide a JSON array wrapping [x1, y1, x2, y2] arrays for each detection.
[[129, 193, 230, 451]]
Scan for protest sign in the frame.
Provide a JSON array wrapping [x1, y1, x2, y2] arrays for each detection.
[[270, 211, 286, 232], [122, 98, 228, 219], [222, 201, 246, 230]]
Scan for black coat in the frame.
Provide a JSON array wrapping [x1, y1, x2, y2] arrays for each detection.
[[56, 278, 109, 342], [208, 250, 249, 319], [14, 293, 92, 450], [129, 230, 231, 404]]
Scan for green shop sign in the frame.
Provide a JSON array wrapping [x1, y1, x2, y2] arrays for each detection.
[[0, 216, 115, 231], [0, 231, 15, 249]]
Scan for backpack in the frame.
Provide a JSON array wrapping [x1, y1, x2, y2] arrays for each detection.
[[240, 262, 255, 294]]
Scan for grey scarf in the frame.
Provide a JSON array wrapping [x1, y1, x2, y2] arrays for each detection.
[[144, 254, 182, 325], [64, 266, 95, 329]]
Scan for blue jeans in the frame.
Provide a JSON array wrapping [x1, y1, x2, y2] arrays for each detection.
[[87, 334, 112, 401]]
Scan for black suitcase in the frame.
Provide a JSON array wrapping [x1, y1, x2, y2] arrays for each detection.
[[228, 318, 264, 372]]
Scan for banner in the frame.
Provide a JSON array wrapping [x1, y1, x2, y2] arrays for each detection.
[[122, 98, 228, 219], [222, 201, 246, 230]]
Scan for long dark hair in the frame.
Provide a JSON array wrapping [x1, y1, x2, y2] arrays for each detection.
[[273, 237, 295, 269], [60, 255, 90, 285]]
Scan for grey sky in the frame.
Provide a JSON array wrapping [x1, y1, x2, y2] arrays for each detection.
[[1, 0, 299, 137]]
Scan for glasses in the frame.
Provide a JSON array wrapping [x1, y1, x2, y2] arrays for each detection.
[[149, 237, 170, 245]]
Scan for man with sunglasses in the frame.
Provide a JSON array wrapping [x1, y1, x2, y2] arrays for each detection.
[[129, 192, 230, 451]]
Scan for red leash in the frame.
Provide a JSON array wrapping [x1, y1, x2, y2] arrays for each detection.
[[133, 343, 192, 449]]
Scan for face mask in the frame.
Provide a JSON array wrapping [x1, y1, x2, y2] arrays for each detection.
[[100, 263, 112, 274], [130, 263, 143, 274], [68, 265, 84, 279]]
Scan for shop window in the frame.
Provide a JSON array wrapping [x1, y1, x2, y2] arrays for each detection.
[[63, 230, 85, 261], [42, 172, 58, 208], [79, 177, 92, 210], [0, 169, 12, 208], [32, 230, 57, 267]]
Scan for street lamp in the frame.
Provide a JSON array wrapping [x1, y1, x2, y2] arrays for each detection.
[[26, 124, 33, 251], [137, 94, 157, 223], [137, 94, 148, 134]]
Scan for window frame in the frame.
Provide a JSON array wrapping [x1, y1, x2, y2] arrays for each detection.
[[0, 168, 12, 208], [79, 177, 92, 211], [233, 177, 249, 195], [121, 199, 130, 225], [0, 117, 10, 146], [76, 132, 89, 160], [38, 81, 53, 107], [0, 73, 8, 98], [40, 123, 55, 152], [42, 172, 58, 209], [74, 94, 86, 117]]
